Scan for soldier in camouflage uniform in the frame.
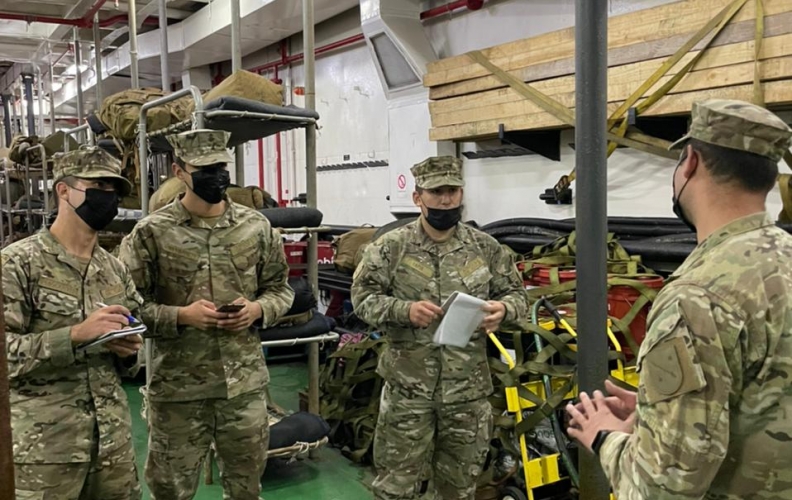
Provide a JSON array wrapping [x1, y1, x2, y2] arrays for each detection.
[[117, 129, 293, 500], [566, 99, 792, 499], [352, 156, 528, 500], [3, 147, 144, 499]]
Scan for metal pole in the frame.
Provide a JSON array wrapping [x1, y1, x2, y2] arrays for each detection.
[[575, 0, 610, 498], [302, 0, 320, 419], [159, 0, 169, 91], [2, 96, 11, 146], [0, 256, 15, 500], [230, 0, 245, 185], [35, 66, 44, 138], [74, 29, 85, 131], [48, 44, 56, 135], [138, 85, 204, 388], [129, 0, 140, 89], [10, 92, 18, 137], [21, 74, 35, 136], [93, 14, 103, 107]]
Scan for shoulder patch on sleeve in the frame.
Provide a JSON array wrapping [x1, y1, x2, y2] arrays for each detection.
[[642, 335, 706, 404]]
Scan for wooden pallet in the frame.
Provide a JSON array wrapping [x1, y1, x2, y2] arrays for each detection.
[[425, 0, 792, 143]]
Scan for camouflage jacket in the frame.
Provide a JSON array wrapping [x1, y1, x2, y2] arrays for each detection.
[[2, 229, 143, 464], [600, 213, 792, 499], [351, 219, 528, 404], [118, 197, 293, 402]]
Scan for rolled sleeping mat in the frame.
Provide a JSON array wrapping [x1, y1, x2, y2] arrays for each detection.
[[286, 277, 317, 316], [268, 412, 331, 451], [373, 217, 417, 241], [86, 113, 108, 135], [259, 207, 323, 229], [258, 310, 335, 342], [483, 226, 567, 239]]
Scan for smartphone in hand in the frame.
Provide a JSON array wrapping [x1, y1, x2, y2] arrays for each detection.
[[217, 304, 244, 313]]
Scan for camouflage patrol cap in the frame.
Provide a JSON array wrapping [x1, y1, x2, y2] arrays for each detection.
[[167, 129, 234, 167], [410, 156, 465, 189], [53, 146, 132, 197], [670, 99, 792, 162]]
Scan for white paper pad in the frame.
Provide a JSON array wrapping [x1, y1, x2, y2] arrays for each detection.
[[433, 291, 487, 348]]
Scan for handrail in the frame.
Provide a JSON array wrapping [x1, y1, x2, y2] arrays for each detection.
[[63, 124, 94, 151]]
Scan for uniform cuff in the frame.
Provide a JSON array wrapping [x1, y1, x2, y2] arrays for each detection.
[[255, 299, 273, 328], [156, 305, 181, 339], [393, 300, 413, 327], [599, 430, 630, 477], [48, 327, 76, 367], [502, 299, 517, 324]]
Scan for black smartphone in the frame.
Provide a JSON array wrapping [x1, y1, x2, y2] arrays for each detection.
[[217, 304, 244, 313]]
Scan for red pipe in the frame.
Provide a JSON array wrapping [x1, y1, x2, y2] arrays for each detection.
[[250, 34, 365, 74], [421, 0, 484, 20], [84, 0, 109, 22], [0, 12, 84, 26]]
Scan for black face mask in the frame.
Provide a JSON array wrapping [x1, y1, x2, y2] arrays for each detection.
[[425, 206, 462, 231], [189, 166, 230, 204], [671, 152, 696, 233], [69, 187, 119, 231]]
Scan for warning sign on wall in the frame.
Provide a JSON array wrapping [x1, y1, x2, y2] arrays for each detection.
[[397, 174, 407, 191]]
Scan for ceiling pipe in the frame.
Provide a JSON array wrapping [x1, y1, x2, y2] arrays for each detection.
[[420, 0, 485, 20], [98, 14, 159, 28], [250, 34, 365, 74]]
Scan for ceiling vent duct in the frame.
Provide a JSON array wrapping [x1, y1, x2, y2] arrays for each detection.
[[360, 0, 437, 99], [360, 0, 455, 216]]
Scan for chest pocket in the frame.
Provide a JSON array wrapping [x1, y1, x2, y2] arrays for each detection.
[[159, 247, 200, 284], [230, 236, 261, 294], [101, 282, 127, 305], [459, 257, 492, 299], [34, 278, 81, 329], [392, 256, 433, 300]]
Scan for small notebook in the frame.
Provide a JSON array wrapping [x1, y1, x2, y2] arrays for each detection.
[[76, 323, 148, 352], [433, 291, 487, 348]]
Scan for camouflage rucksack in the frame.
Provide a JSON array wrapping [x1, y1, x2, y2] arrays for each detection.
[[319, 332, 385, 464], [98, 88, 176, 141], [333, 226, 377, 274], [9, 135, 42, 166]]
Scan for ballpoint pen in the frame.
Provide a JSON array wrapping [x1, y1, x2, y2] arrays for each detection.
[[96, 302, 139, 324]]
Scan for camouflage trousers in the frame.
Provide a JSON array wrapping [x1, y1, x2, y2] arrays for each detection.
[[145, 389, 269, 500], [372, 382, 493, 500], [14, 434, 140, 500]]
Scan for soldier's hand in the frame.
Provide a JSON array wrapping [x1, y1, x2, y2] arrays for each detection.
[[70, 305, 131, 345], [217, 298, 262, 331], [481, 301, 506, 332], [571, 380, 637, 421], [105, 334, 143, 358], [177, 300, 224, 329], [566, 391, 636, 452], [409, 301, 444, 328]]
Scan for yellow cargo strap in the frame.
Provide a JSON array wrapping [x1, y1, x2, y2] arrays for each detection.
[[568, 0, 749, 185], [465, 51, 676, 160], [754, 0, 765, 107]]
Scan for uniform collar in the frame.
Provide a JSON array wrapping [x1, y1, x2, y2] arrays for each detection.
[[672, 212, 774, 278], [38, 227, 105, 279], [410, 217, 471, 254], [172, 194, 237, 228]]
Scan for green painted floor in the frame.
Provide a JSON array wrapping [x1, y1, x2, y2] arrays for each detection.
[[125, 361, 375, 500]]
